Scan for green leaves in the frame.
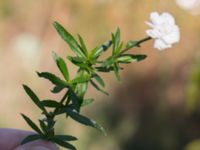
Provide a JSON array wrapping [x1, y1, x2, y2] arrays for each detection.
[[93, 73, 105, 87], [117, 54, 147, 64], [78, 34, 88, 57], [53, 21, 86, 59], [90, 40, 112, 59], [81, 99, 94, 107], [90, 80, 109, 96], [52, 52, 70, 81], [21, 21, 151, 149], [21, 114, 43, 135], [126, 40, 140, 49], [113, 62, 121, 81], [51, 137, 77, 150], [112, 27, 122, 55], [71, 73, 91, 84], [21, 134, 41, 145], [23, 85, 46, 113], [41, 100, 64, 108], [37, 72, 70, 89], [54, 135, 78, 141], [66, 108, 106, 135]]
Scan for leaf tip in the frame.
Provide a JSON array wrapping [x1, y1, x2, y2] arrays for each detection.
[[53, 21, 59, 27]]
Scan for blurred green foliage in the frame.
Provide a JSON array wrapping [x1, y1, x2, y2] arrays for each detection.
[[187, 57, 200, 113]]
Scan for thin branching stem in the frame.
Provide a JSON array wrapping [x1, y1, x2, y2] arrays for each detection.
[[120, 36, 152, 54]]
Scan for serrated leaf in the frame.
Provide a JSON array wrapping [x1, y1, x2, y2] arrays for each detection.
[[41, 100, 64, 108], [21, 114, 43, 135], [77, 34, 88, 57], [90, 40, 112, 59], [93, 74, 105, 87], [66, 108, 106, 135], [90, 80, 109, 96], [117, 54, 147, 63], [21, 134, 41, 145], [81, 99, 94, 107], [54, 135, 78, 141], [52, 137, 76, 150], [52, 52, 70, 81], [37, 72, 70, 88], [23, 85, 46, 112], [53, 21, 86, 59]]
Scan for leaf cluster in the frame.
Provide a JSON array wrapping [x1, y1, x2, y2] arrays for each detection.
[[21, 21, 147, 149]]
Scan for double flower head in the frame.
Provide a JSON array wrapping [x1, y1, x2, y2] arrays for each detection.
[[146, 12, 180, 50]]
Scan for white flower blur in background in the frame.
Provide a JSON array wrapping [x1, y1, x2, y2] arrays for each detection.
[[176, 0, 200, 15], [13, 33, 42, 69], [146, 12, 180, 51]]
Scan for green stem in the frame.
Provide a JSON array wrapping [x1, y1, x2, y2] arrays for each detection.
[[52, 90, 69, 117], [44, 90, 69, 138], [120, 36, 152, 54]]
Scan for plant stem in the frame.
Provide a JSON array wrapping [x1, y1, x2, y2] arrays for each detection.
[[52, 90, 69, 117], [43, 90, 69, 138], [137, 36, 152, 45], [120, 36, 152, 54]]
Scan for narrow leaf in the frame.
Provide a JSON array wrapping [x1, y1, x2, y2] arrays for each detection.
[[52, 138, 76, 150], [39, 120, 48, 134], [90, 80, 109, 96], [95, 66, 115, 72], [21, 114, 43, 135], [113, 63, 121, 81], [69, 90, 81, 112], [67, 56, 89, 69], [93, 74, 105, 87], [81, 99, 94, 107], [117, 54, 147, 63], [66, 108, 106, 135], [37, 72, 69, 88], [102, 57, 115, 68], [77, 34, 88, 56], [23, 85, 46, 112], [71, 74, 91, 84], [51, 85, 65, 93], [54, 135, 78, 141], [75, 82, 88, 99], [53, 21, 85, 59], [113, 27, 120, 54], [21, 134, 41, 145], [126, 41, 139, 49], [52, 52, 70, 81], [90, 40, 112, 59], [41, 100, 64, 108], [116, 41, 123, 54]]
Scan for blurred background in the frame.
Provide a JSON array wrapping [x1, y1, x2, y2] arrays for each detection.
[[0, 0, 200, 150]]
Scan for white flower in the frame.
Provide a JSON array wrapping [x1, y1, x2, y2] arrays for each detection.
[[176, 0, 200, 15], [176, 0, 200, 10], [146, 12, 180, 50]]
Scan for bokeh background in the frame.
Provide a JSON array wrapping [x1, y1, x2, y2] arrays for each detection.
[[1, 0, 200, 150]]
